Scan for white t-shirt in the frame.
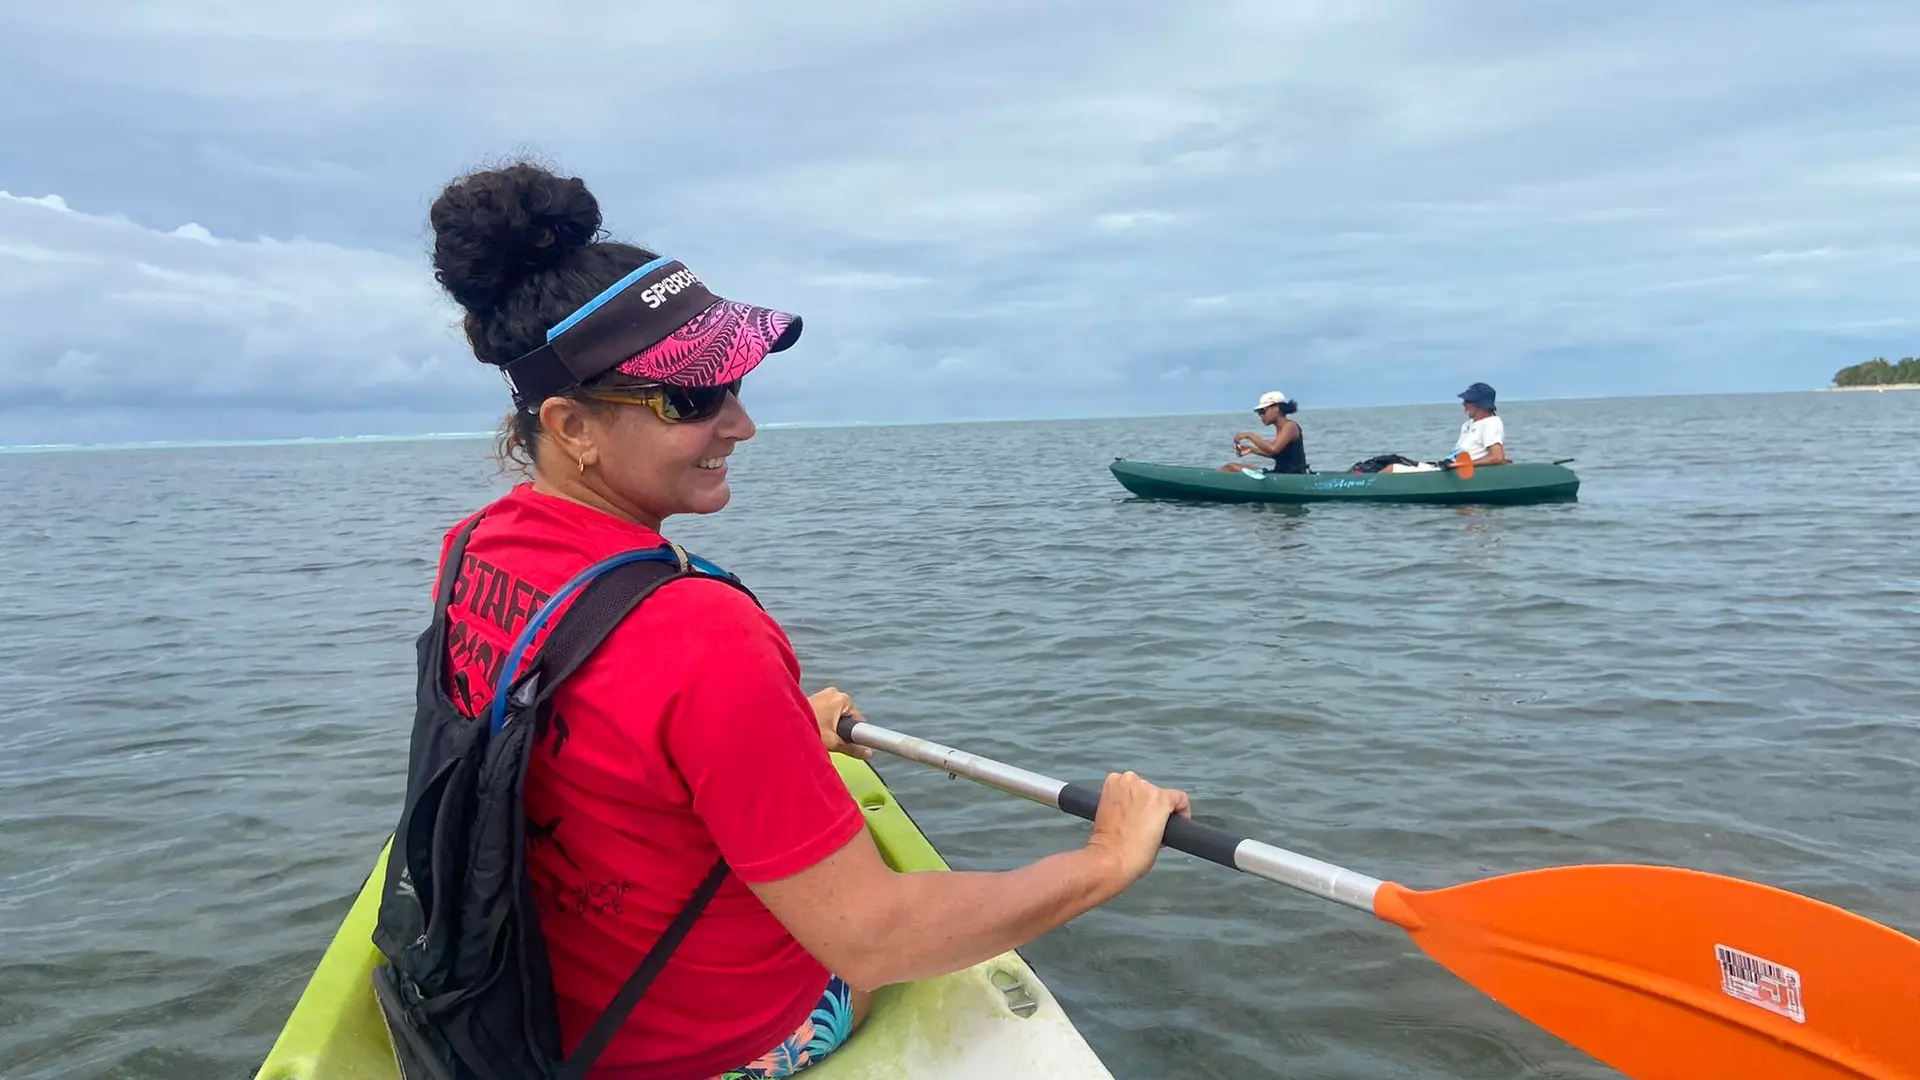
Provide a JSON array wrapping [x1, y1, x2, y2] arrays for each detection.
[[1454, 415, 1506, 462]]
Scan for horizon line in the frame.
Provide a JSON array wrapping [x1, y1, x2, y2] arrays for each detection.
[[0, 385, 1852, 454]]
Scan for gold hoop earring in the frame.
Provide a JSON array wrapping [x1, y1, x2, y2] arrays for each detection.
[[577, 456, 587, 476]]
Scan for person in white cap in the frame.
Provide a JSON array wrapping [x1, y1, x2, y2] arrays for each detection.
[[1222, 391, 1308, 474]]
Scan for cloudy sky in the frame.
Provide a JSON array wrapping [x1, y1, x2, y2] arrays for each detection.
[[3, 1, 1917, 445]]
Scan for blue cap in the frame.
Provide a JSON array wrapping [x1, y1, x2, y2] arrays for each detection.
[[1458, 381, 1496, 406]]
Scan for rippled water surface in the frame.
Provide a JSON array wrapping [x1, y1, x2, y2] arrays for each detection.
[[4, 391, 1918, 1079]]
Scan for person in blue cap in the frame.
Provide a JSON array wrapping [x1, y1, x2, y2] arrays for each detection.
[[1379, 381, 1508, 473], [1453, 381, 1507, 466]]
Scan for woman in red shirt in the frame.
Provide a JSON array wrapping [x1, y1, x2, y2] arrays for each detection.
[[424, 161, 1191, 1080]]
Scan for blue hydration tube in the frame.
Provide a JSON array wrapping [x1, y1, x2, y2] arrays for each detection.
[[487, 545, 729, 733]]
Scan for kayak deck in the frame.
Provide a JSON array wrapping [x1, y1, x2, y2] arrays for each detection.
[[1109, 458, 1580, 505], [255, 756, 1111, 1079]]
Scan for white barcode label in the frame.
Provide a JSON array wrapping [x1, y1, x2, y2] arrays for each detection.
[[1715, 943, 1806, 1024]]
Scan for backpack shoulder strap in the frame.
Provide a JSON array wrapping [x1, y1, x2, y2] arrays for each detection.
[[495, 545, 757, 728], [485, 542, 751, 1078], [527, 550, 708, 698], [556, 857, 730, 1080], [431, 512, 487, 622]]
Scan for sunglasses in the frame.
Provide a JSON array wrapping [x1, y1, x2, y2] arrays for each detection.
[[584, 379, 742, 423]]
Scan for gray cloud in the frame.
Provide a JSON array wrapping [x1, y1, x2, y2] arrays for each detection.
[[3, 0, 1918, 443], [0, 191, 486, 406]]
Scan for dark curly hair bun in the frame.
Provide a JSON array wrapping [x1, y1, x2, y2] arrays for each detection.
[[429, 161, 604, 315]]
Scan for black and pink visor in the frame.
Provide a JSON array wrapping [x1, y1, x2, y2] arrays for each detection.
[[499, 255, 802, 413]]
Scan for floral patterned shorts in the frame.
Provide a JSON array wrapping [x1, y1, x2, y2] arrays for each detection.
[[712, 975, 855, 1079]]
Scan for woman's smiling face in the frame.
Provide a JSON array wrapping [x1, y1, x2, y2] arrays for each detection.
[[537, 382, 757, 529]]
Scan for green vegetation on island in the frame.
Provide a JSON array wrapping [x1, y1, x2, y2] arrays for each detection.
[[1832, 356, 1920, 387]]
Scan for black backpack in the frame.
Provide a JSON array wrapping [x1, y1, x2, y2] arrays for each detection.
[[370, 511, 758, 1080], [1347, 453, 1422, 474]]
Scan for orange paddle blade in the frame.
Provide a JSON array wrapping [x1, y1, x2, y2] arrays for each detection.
[[1453, 449, 1475, 478], [1372, 865, 1920, 1079]]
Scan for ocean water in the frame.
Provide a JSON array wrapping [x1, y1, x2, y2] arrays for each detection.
[[2, 390, 1916, 1079]]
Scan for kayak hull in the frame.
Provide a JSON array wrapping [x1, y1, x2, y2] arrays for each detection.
[[1109, 459, 1580, 506], [255, 756, 1112, 1079]]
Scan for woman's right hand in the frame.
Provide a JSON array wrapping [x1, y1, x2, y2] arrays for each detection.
[[1085, 771, 1192, 887]]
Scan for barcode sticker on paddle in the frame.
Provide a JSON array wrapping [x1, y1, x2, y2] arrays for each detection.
[[1715, 943, 1806, 1024]]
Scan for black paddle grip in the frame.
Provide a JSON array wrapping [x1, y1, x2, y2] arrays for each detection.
[[1056, 781, 1244, 871]]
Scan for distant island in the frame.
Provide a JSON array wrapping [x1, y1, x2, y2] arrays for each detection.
[[1829, 356, 1920, 391]]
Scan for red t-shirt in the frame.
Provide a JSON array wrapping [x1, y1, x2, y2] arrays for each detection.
[[433, 483, 864, 1080]]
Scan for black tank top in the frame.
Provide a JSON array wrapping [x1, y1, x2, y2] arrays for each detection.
[[1270, 427, 1308, 473]]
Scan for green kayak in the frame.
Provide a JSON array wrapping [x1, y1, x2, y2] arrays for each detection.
[[1109, 459, 1580, 506], [255, 756, 1113, 1079]]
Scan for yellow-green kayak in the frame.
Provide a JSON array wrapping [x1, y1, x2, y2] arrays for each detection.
[[255, 755, 1113, 1079]]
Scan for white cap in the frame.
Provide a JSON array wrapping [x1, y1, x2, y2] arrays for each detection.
[[1255, 391, 1290, 410]]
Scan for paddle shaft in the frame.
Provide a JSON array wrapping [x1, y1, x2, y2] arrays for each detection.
[[837, 718, 1383, 912]]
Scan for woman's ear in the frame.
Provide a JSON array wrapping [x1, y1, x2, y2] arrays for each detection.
[[538, 397, 598, 466]]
